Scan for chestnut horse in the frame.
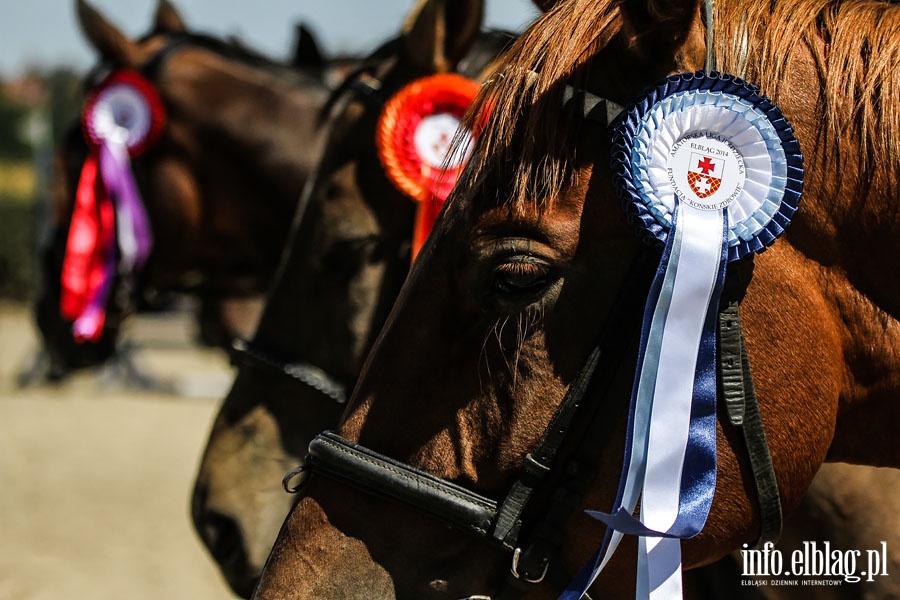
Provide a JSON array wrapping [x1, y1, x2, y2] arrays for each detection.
[[34, 0, 332, 377], [190, 0, 515, 596], [253, 0, 900, 598]]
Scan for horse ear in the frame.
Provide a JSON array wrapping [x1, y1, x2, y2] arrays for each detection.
[[154, 0, 187, 34], [76, 0, 141, 66], [401, 0, 484, 72], [618, 0, 699, 59], [291, 23, 325, 70]]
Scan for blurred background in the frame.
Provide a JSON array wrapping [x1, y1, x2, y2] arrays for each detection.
[[0, 1, 536, 598]]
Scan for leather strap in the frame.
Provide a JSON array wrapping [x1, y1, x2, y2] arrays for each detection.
[[230, 338, 347, 403], [738, 319, 783, 548], [490, 250, 657, 568], [307, 431, 499, 536], [717, 302, 783, 549], [141, 34, 191, 81], [718, 303, 746, 425]]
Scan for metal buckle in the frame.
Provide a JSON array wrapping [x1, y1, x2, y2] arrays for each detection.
[[510, 547, 549, 584], [282, 465, 308, 494]]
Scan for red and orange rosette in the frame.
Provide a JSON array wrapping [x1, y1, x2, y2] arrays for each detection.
[[376, 73, 480, 259]]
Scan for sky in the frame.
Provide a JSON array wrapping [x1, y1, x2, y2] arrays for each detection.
[[0, 0, 540, 79]]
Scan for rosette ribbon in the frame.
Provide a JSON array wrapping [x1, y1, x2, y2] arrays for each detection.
[[562, 72, 803, 600], [61, 70, 164, 342], [376, 73, 480, 259]]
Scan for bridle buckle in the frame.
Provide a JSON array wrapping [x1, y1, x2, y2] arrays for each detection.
[[282, 465, 308, 494], [510, 547, 549, 584]]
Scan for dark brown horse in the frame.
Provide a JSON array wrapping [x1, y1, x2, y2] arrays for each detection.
[[34, 0, 332, 378], [190, 0, 514, 596], [252, 0, 900, 598]]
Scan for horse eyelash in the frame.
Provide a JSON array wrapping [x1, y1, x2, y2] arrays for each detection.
[[479, 301, 548, 393]]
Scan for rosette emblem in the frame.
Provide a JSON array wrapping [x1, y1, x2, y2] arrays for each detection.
[[568, 72, 803, 600], [376, 73, 480, 259], [61, 70, 164, 342], [613, 71, 803, 260]]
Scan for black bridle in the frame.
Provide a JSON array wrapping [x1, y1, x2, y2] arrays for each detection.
[[307, 242, 657, 600], [230, 30, 518, 406], [297, 79, 782, 599]]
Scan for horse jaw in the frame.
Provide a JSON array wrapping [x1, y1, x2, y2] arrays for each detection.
[[191, 403, 296, 596], [252, 492, 395, 600]]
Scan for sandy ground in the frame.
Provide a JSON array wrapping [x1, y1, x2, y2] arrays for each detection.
[[3, 297, 900, 600], [0, 300, 237, 600]]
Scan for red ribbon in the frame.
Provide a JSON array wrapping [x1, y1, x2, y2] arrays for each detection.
[[60, 151, 116, 341], [376, 73, 480, 260]]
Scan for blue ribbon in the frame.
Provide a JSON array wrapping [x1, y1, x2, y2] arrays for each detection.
[[561, 205, 727, 599], [562, 71, 803, 599]]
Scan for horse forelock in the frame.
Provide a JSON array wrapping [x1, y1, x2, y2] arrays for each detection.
[[457, 0, 623, 214], [456, 0, 900, 220]]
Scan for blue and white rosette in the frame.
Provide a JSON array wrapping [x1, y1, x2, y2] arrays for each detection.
[[562, 72, 803, 600]]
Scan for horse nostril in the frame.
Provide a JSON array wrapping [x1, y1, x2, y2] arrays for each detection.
[[46, 358, 70, 381], [193, 508, 258, 599]]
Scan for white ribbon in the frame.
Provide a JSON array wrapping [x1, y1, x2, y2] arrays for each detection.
[[564, 80, 793, 600]]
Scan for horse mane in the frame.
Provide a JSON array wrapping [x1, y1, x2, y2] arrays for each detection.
[[457, 0, 900, 212], [716, 0, 900, 189], [135, 30, 325, 88]]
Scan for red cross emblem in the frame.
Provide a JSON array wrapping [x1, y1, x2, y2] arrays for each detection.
[[687, 153, 723, 199]]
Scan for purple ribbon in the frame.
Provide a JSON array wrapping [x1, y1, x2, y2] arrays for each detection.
[[99, 141, 153, 272]]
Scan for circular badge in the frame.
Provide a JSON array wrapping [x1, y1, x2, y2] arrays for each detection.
[[82, 70, 166, 157], [413, 113, 472, 169], [376, 73, 480, 203], [668, 132, 745, 210], [611, 72, 804, 261]]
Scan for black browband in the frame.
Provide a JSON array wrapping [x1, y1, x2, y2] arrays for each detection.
[[298, 85, 782, 599], [141, 34, 192, 80]]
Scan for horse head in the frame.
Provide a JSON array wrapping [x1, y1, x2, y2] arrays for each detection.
[[35, 0, 330, 377], [253, 0, 900, 597], [189, 0, 514, 596]]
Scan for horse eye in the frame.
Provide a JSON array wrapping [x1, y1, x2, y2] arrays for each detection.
[[491, 256, 552, 295]]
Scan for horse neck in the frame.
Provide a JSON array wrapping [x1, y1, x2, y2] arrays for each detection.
[[789, 124, 900, 320], [812, 256, 900, 468], [180, 57, 329, 200], [771, 60, 900, 469]]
